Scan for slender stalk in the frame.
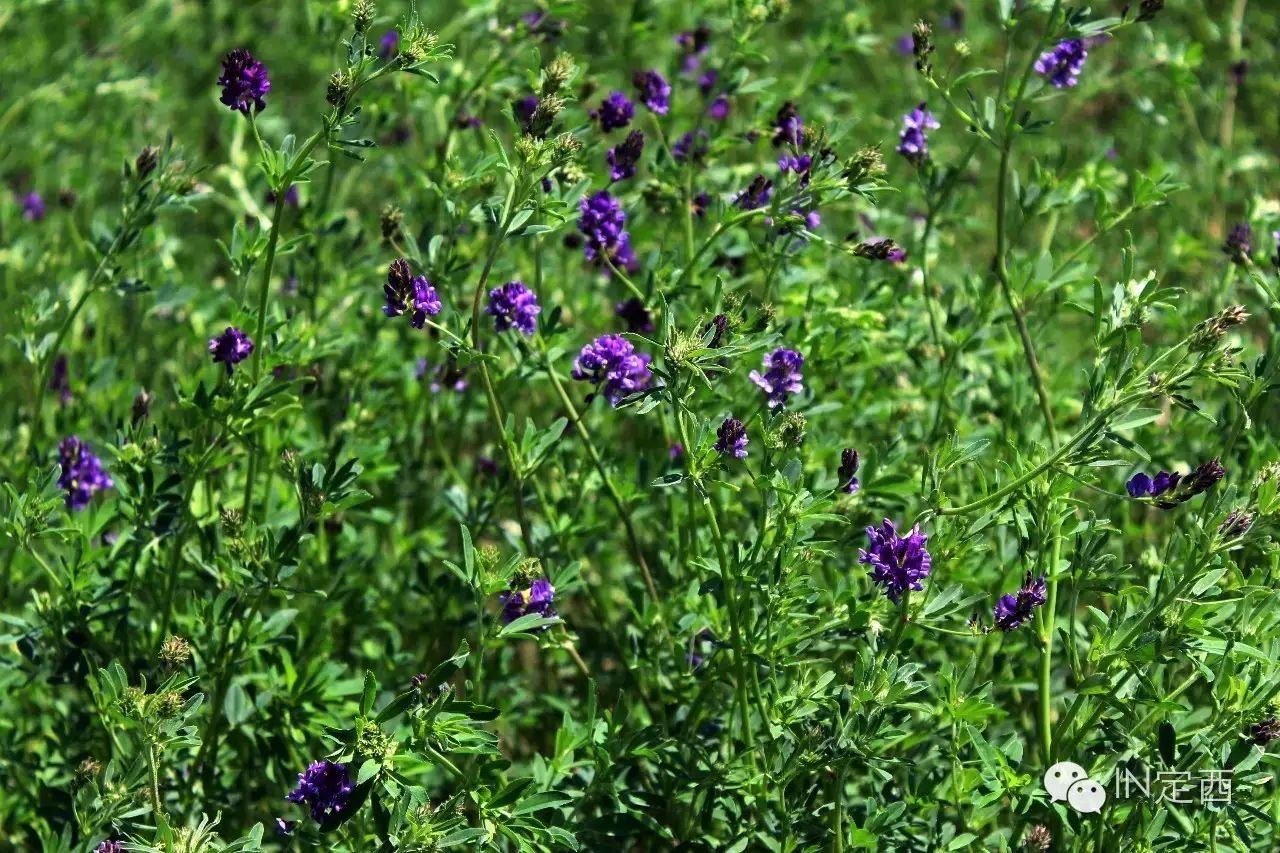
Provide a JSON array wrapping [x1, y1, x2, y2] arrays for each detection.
[[536, 336, 659, 606], [469, 178, 536, 555], [672, 401, 757, 762], [240, 130, 323, 516], [1038, 515, 1062, 762]]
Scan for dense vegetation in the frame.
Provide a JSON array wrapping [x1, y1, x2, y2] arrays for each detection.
[[2, 1, 1279, 850]]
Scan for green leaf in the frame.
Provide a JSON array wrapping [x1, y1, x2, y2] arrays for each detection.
[[224, 683, 251, 726]]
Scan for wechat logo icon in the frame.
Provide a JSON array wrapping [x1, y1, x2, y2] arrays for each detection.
[[1044, 761, 1107, 814]]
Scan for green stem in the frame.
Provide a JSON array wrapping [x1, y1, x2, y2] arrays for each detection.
[[469, 178, 536, 555], [536, 336, 659, 606], [1038, 515, 1062, 762]]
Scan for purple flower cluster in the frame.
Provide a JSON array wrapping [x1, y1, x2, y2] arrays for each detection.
[[594, 91, 634, 132], [20, 191, 45, 221], [1034, 39, 1088, 88], [633, 69, 671, 114], [217, 48, 270, 114], [486, 280, 541, 335], [379, 30, 399, 60], [514, 95, 540, 130], [286, 760, 355, 824], [58, 436, 113, 511], [837, 448, 860, 494], [1127, 460, 1226, 509], [673, 130, 708, 164], [749, 348, 805, 408], [382, 258, 441, 329], [520, 10, 567, 41], [499, 577, 557, 625], [208, 327, 254, 375], [707, 94, 729, 120], [691, 191, 711, 218], [577, 191, 636, 270], [779, 153, 813, 182], [1223, 222, 1253, 265], [1125, 469, 1180, 499], [896, 103, 939, 165], [615, 298, 654, 334], [736, 175, 773, 211], [714, 417, 749, 459], [772, 101, 803, 147], [1251, 716, 1280, 746], [606, 130, 645, 182], [572, 334, 652, 406], [94, 843, 123, 853], [675, 24, 711, 73], [860, 519, 932, 603], [993, 572, 1047, 632], [49, 354, 72, 404]]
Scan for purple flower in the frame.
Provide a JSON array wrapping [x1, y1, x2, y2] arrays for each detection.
[[1127, 469, 1181, 499], [513, 95, 539, 132], [379, 30, 399, 60], [1034, 39, 1088, 88], [736, 175, 773, 211], [1127, 460, 1224, 508], [267, 184, 299, 208], [993, 571, 1047, 632], [486, 280, 541, 335], [49, 354, 72, 405], [577, 191, 627, 261], [20, 191, 45, 221], [571, 334, 653, 406], [1252, 717, 1280, 746], [499, 577, 557, 625], [772, 101, 804, 147], [837, 448, 860, 494], [895, 33, 916, 55], [896, 103, 939, 165], [714, 417, 749, 459], [286, 760, 355, 824], [610, 232, 640, 274], [1219, 510, 1254, 537], [705, 313, 728, 348], [675, 24, 711, 72], [633, 69, 671, 115], [698, 69, 718, 96], [95, 843, 124, 853], [615, 297, 654, 333], [594, 91, 634, 132], [520, 10, 566, 41], [217, 48, 270, 114], [606, 130, 645, 182], [382, 259, 440, 328], [779, 153, 813, 188], [749, 347, 805, 408], [58, 436, 114, 511], [670, 443, 685, 459], [707, 95, 729, 120], [856, 237, 908, 263], [410, 279, 442, 328], [859, 519, 932, 603], [691, 191, 711, 218], [208, 327, 254, 375], [673, 130, 708, 164], [1223, 222, 1253, 265]]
